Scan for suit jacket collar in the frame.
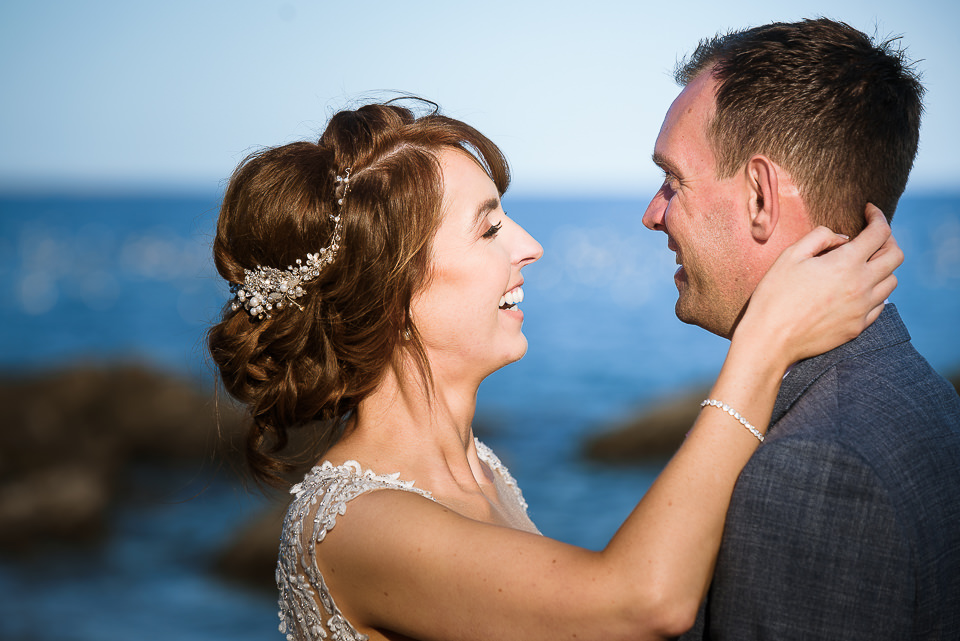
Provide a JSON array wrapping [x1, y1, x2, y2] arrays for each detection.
[[770, 304, 911, 426]]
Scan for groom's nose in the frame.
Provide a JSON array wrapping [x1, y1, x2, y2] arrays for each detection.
[[642, 192, 667, 232]]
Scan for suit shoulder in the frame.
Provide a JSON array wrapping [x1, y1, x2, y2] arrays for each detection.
[[775, 340, 960, 445]]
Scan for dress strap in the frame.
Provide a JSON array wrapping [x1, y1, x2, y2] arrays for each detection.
[[278, 461, 435, 641], [475, 438, 530, 511]]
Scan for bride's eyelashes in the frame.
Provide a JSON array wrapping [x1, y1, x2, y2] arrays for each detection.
[[482, 221, 502, 239]]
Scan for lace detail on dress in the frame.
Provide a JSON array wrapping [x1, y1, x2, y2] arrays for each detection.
[[474, 439, 530, 512], [276, 460, 434, 641], [276, 439, 532, 641]]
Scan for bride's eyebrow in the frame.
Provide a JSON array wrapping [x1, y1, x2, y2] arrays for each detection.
[[473, 197, 501, 228]]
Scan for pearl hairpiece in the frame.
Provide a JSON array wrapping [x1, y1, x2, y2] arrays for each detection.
[[230, 168, 350, 320]]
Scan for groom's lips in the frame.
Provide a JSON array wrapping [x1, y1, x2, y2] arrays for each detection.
[[668, 238, 685, 284]]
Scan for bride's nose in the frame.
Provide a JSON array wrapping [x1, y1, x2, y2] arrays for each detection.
[[513, 221, 543, 267]]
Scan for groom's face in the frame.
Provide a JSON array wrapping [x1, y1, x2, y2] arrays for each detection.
[[642, 71, 756, 338]]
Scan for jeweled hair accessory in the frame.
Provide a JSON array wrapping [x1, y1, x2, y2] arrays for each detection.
[[230, 168, 351, 320]]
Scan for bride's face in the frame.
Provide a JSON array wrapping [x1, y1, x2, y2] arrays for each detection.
[[410, 149, 543, 384]]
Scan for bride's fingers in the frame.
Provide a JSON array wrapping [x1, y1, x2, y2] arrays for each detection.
[[860, 242, 899, 312], [866, 246, 903, 291], [781, 225, 850, 262], [776, 205, 894, 267], [867, 272, 897, 313], [873, 272, 898, 303], [860, 215, 902, 292], [842, 205, 893, 260], [864, 301, 886, 327], [867, 231, 904, 271], [852, 273, 895, 335]]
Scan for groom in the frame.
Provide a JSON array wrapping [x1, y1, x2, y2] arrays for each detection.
[[642, 19, 960, 639]]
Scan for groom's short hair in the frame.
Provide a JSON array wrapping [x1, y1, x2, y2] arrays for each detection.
[[677, 18, 924, 237]]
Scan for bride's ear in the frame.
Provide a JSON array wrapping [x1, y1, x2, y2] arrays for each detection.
[[745, 155, 779, 243]]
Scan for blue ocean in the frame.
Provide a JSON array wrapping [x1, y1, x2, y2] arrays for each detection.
[[1, 192, 958, 640]]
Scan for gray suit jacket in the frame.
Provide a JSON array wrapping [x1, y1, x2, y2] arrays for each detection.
[[682, 304, 960, 640]]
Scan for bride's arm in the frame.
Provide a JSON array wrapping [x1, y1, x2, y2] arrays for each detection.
[[319, 207, 901, 641]]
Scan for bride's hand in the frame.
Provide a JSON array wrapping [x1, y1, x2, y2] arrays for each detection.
[[736, 204, 903, 367]]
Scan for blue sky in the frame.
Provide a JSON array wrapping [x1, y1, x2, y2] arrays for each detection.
[[1, 0, 957, 196]]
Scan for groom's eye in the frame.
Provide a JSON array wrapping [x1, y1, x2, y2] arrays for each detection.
[[661, 173, 679, 197]]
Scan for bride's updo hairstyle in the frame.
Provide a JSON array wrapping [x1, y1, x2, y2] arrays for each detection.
[[208, 100, 510, 487]]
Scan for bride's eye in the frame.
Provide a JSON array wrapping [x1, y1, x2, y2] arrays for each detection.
[[482, 221, 502, 239]]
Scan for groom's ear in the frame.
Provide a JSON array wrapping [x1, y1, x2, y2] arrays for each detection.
[[745, 155, 779, 243]]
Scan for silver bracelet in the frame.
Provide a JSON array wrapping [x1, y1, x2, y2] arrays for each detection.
[[700, 399, 765, 443]]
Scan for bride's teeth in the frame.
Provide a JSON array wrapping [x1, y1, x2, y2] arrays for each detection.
[[500, 286, 524, 308]]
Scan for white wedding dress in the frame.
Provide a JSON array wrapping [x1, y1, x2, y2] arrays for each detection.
[[276, 439, 538, 641]]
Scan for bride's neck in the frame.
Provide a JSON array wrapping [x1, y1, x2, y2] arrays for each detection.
[[337, 360, 489, 490], [361, 369, 477, 442]]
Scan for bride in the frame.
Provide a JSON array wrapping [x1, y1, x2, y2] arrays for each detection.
[[208, 100, 900, 641]]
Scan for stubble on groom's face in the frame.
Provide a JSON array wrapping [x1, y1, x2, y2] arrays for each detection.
[[643, 72, 756, 339]]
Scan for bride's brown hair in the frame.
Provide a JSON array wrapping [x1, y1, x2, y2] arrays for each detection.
[[208, 100, 510, 487]]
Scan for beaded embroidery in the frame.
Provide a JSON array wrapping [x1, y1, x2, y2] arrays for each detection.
[[230, 168, 350, 320], [276, 439, 532, 641]]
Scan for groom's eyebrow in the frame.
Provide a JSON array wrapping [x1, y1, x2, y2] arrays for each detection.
[[651, 151, 676, 174]]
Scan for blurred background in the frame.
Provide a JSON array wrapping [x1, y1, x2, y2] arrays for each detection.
[[1, 1, 958, 639]]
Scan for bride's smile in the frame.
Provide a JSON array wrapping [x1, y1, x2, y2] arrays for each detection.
[[410, 148, 542, 383]]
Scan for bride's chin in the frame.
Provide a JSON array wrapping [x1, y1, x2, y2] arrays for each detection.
[[474, 349, 527, 383], [500, 340, 530, 367]]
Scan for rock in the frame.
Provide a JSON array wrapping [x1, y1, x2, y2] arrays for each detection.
[[0, 462, 112, 549], [583, 387, 710, 463], [0, 363, 248, 472], [0, 362, 248, 549]]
